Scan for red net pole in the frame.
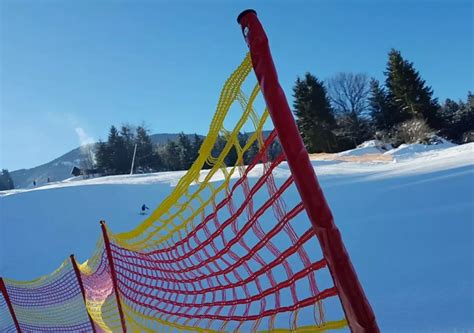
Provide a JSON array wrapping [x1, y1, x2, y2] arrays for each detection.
[[237, 10, 379, 332], [100, 221, 127, 332], [0, 277, 21, 332], [70, 255, 97, 333]]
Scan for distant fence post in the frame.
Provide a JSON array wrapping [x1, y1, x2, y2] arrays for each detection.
[[100, 221, 127, 332], [70, 255, 97, 333], [0, 277, 21, 332]]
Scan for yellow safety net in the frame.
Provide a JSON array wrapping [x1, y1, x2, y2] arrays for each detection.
[[1, 53, 348, 332]]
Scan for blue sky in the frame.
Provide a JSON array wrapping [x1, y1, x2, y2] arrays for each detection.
[[1, 0, 472, 170]]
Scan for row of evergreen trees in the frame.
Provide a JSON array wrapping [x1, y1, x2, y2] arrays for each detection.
[[95, 125, 281, 175], [293, 49, 473, 153], [96, 125, 160, 174], [95, 48, 471, 175]]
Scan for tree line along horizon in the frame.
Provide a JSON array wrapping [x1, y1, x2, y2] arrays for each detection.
[[94, 48, 473, 175], [0, 48, 472, 189]]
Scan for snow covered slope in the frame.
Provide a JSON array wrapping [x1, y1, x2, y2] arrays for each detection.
[[1, 143, 473, 332]]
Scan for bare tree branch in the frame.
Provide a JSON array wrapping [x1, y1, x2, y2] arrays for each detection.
[[327, 73, 370, 118]]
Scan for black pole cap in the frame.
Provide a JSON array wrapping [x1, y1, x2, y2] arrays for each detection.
[[237, 9, 257, 24]]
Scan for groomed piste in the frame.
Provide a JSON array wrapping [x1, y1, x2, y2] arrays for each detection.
[[0, 11, 378, 332]]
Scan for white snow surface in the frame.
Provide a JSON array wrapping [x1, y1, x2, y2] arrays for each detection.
[[386, 138, 457, 160], [1, 142, 473, 332], [337, 139, 392, 156]]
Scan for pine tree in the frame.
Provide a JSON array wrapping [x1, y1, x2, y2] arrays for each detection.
[[95, 140, 110, 173], [190, 134, 204, 168], [385, 49, 441, 129], [177, 133, 193, 170], [164, 140, 182, 171], [120, 125, 135, 151], [224, 135, 239, 167], [236, 132, 249, 165], [439, 92, 474, 143], [244, 137, 260, 165], [212, 136, 227, 165], [369, 79, 394, 131], [293, 73, 337, 153], [135, 126, 159, 172], [96, 125, 135, 175], [462, 92, 474, 142], [106, 126, 120, 173], [268, 140, 282, 161], [150, 149, 163, 172], [95, 126, 123, 174], [111, 126, 130, 174], [0, 169, 14, 190]]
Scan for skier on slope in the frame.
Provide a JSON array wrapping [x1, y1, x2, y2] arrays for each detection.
[[140, 204, 149, 215]]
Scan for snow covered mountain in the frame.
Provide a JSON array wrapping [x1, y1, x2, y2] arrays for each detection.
[[1, 142, 472, 331], [8, 133, 204, 189], [9, 144, 92, 189]]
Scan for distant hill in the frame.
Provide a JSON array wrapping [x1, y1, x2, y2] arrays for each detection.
[[9, 133, 203, 189], [9, 131, 272, 189], [10, 146, 90, 189]]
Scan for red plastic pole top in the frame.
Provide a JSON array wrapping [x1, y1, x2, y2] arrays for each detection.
[[237, 10, 379, 332], [237, 10, 334, 231]]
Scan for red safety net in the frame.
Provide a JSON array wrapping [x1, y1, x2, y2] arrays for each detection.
[[103, 130, 348, 331]]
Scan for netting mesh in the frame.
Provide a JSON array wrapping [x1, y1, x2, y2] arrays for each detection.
[[0, 54, 348, 332], [78, 240, 123, 332], [0, 290, 15, 332], [2, 259, 93, 331]]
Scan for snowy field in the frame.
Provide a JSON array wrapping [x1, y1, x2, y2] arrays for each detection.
[[1, 142, 473, 332]]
